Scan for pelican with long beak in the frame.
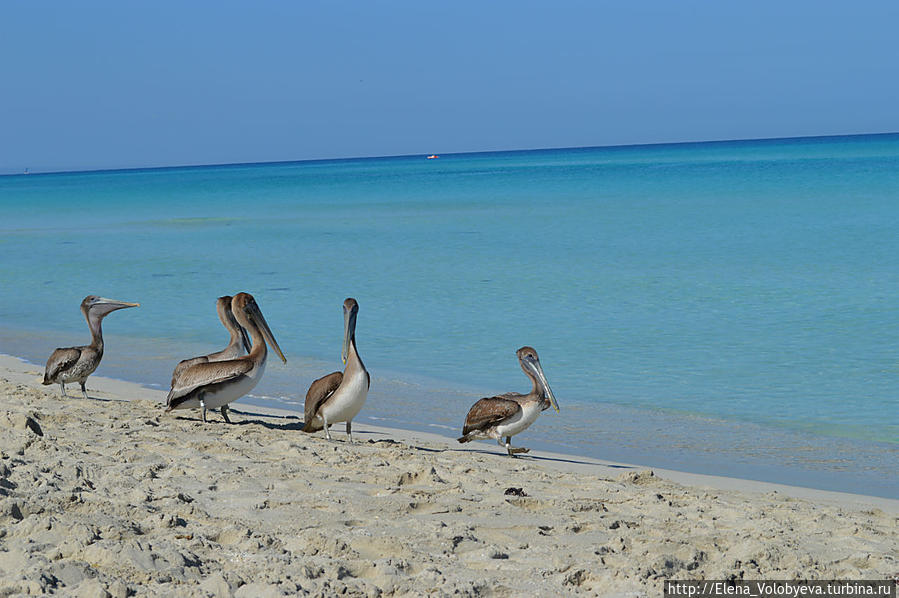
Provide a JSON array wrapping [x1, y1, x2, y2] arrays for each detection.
[[42, 295, 140, 399], [165, 293, 286, 423], [457, 346, 559, 457], [302, 298, 370, 442], [168, 295, 251, 389]]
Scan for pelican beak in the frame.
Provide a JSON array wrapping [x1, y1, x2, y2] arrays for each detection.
[[94, 297, 140, 316], [98, 297, 140, 307], [525, 355, 559, 412], [249, 303, 286, 364], [342, 305, 356, 365]]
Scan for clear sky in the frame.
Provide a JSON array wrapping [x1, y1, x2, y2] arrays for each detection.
[[2, 1, 898, 173]]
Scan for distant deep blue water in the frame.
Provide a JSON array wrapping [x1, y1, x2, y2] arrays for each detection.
[[1, 134, 897, 497]]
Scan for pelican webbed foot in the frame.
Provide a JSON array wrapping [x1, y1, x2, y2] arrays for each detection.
[[502, 436, 529, 457]]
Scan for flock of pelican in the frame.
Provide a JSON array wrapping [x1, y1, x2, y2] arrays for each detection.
[[42, 293, 559, 456]]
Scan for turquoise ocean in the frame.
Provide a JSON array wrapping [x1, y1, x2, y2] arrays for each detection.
[[1, 134, 896, 498]]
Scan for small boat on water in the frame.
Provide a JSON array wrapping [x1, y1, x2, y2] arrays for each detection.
[[426, 155, 439, 160]]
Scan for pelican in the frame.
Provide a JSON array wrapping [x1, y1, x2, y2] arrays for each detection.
[[302, 298, 369, 442], [165, 293, 286, 423], [42, 295, 140, 399], [168, 295, 251, 389], [457, 346, 559, 457]]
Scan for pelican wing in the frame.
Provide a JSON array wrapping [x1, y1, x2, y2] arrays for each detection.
[[44, 347, 82, 383], [166, 359, 254, 410], [303, 371, 343, 431], [170, 356, 209, 388], [461, 397, 522, 436], [495, 391, 527, 402]]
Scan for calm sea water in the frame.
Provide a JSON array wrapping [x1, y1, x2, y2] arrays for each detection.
[[1, 134, 897, 497]]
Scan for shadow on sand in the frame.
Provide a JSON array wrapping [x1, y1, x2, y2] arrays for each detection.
[[169, 407, 635, 470]]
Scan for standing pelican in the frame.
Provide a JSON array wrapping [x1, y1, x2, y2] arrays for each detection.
[[457, 346, 559, 457], [302, 298, 369, 442], [168, 295, 251, 388], [42, 295, 140, 399], [165, 293, 286, 423]]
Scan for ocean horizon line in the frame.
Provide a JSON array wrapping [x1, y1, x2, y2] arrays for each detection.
[[4, 130, 898, 178]]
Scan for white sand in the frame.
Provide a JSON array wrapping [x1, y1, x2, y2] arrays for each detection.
[[0, 354, 896, 596]]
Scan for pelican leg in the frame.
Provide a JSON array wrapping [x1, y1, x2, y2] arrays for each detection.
[[59, 382, 67, 398], [346, 421, 353, 443], [200, 398, 207, 423], [323, 414, 331, 440], [220, 405, 231, 424], [504, 436, 529, 457], [80, 381, 89, 400]]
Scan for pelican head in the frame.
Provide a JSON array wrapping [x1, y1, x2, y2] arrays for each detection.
[[231, 293, 286, 363], [342, 297, 359, 364], [80, 295, 140, 319], [517, 346, 559, 412], [217, 295, 251, 353]]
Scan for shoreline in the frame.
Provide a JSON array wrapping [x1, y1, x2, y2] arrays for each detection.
[[2, 321, 896, 501], [3, 353, 896, 514], [4, 322, 898, 502], [1, 352, 897, 595]]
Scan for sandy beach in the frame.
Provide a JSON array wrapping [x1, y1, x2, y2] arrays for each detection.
[[0, 354, 896, 597]]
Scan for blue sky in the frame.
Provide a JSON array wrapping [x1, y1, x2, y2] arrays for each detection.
[[2, 1, 897, 173]]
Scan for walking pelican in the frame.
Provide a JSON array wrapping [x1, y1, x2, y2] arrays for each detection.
[[165, 293, 286, 423], [302, 298, 370, 441], [457, 346, 559, 456], [42, 295, 140, 399], [168, 295, 251, 389]]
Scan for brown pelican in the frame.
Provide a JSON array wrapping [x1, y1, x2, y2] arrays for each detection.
[[42, 295, 140, 399], [302, 298, 369, 442], [457, 346, 559, 457], [168, 295, 251, 388], [165, 293, 286, 423]]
